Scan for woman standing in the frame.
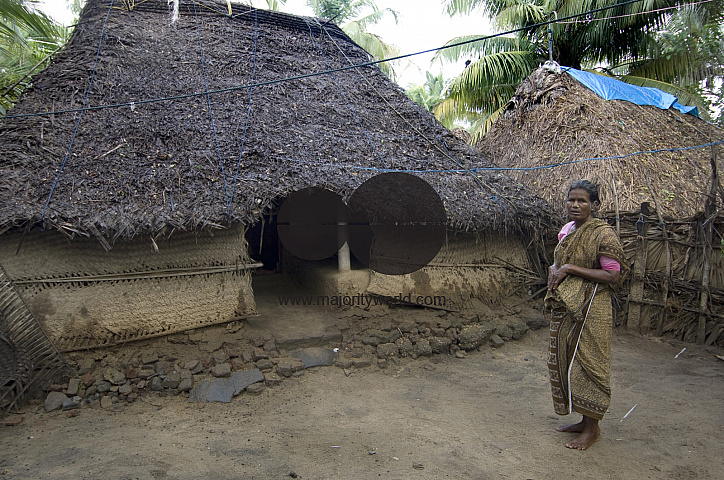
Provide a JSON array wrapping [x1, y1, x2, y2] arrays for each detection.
[[546, 180, 628, 450]]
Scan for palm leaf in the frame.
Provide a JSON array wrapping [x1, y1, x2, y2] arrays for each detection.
[[353, 7, 397, 29], [495, 2, 547, 29], [444, 0, 488, 16], [470, 102, 507, 143], [432, 35, 532, 64], [448, 50, 539, 92], [629, 51, 720, 85], [0, 0, 65, 43]]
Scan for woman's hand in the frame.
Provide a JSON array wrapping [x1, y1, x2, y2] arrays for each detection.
[[548, 264, 568, 292], [548, 263, 621, 292]]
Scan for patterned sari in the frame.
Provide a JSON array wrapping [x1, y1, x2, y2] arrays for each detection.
[[545, 218, 628, 420]]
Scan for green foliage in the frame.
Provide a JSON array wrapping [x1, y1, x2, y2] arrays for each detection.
[[306, 0, 399, 80], [406, 71, 448, 112], [637, 2, 724, 123], [0, 0, 70, 115], [436, 0, 724, 141]]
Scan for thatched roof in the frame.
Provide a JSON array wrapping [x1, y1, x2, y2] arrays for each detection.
[[0, 0, 554, 244], [477, 67, 723, 219]]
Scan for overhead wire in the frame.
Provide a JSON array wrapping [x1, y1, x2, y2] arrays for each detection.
[[317, 22, 510, 210], [1, 0, 649, 121], [303, 18, 388, 168], [556, 0, 714, 23]]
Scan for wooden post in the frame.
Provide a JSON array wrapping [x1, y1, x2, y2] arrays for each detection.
[[611, 180, 620, 237], [698, 234, 712, 344], [626, 203, 650, 333], [656, 239, 672, 336], [646, 178, 671, 337], [698, 132, 719, 344], [337, 201, 350, 272]]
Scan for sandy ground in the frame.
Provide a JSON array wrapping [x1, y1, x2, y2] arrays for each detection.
[[1, 323, 723, 479]]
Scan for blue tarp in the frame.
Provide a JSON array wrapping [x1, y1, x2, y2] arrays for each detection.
[[564, 67, 699, 117]]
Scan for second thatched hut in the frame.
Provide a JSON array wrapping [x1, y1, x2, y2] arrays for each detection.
[[477, 67, 724, 346]]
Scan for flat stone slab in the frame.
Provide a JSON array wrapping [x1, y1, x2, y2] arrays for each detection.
[[188, 369, 264, 403], [291, 347, 336, 368]]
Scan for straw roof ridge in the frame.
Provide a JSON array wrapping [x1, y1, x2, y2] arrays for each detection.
[[0, 0, 556, 244], [477, 67, 723, 219]]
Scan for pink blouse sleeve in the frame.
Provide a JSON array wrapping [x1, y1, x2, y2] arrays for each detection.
[[599, 255, 621, 271], [558, 221, 576, 242]]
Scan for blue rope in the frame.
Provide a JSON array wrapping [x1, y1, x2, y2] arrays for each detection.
[[278, 139, 724, 174], [192, 0, 230, 209], [227, 9, 258, 216], [40, 0, 115, 221], [304, 19, 388, 168]]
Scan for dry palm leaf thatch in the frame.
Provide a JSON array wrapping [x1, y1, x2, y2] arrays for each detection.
[[477, 68, 722, 219], [0, 0, 556, 246]]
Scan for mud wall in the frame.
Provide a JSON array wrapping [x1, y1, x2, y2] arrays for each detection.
[[365, 232, 531, 308], [282, 232, 532, 309], [0, 226, 257, 351]]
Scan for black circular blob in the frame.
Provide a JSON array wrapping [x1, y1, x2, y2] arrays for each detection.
[[277, 187, 350, 261], [347, 173, 446, 275]]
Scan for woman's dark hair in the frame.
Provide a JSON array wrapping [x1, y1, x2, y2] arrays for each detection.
[[568, 180, 600, 204]]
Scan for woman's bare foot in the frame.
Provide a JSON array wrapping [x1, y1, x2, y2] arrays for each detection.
[[562, 416, 600, 450], [566, 428, 600, 450]]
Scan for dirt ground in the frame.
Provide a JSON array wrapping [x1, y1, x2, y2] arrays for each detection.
[[1, 279, 724, 479]]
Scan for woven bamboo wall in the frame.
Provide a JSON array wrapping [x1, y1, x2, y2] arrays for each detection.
[[611, 211, 723, 346], [0, 225, 259, 351]]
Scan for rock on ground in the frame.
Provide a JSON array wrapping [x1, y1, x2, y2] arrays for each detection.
[[44, 391, 69, 412], [188, 369, 264, 403], [291, 348, 336, 368]]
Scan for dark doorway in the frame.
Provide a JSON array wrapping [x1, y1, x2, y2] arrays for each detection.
[[246, 213, 280, 274]]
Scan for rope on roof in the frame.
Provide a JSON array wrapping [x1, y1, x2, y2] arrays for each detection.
[[280, 140, 724, 174], [40, 0, 116, 222], [192, 0, 231, 210], [303, 18, 388, 169], [227, 8, 259, 216]]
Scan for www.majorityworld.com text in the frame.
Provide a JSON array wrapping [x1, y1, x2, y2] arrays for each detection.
[[277, 293, 447, 308]]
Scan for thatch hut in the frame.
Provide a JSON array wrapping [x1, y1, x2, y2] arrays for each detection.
[[477, 67, 724, 346], [0, 0, 555, 355]]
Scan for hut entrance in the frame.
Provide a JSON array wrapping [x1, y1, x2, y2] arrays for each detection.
[[246, 213, 281, 276]]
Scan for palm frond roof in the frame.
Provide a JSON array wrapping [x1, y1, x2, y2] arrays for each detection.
[[0, 0, 555, 243]]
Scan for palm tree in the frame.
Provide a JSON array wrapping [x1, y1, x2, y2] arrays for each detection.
[[435, 0, 720, 142], [0, 0, 69, 114], [306, 0, 400, 80], [406, 71, 448, 111], [621, 2, 724, 124]]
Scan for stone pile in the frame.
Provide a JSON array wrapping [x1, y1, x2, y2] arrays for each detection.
[[335, 306, 541, 369], [45, 340, 341, 411], [42, 302, 546, 410]]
